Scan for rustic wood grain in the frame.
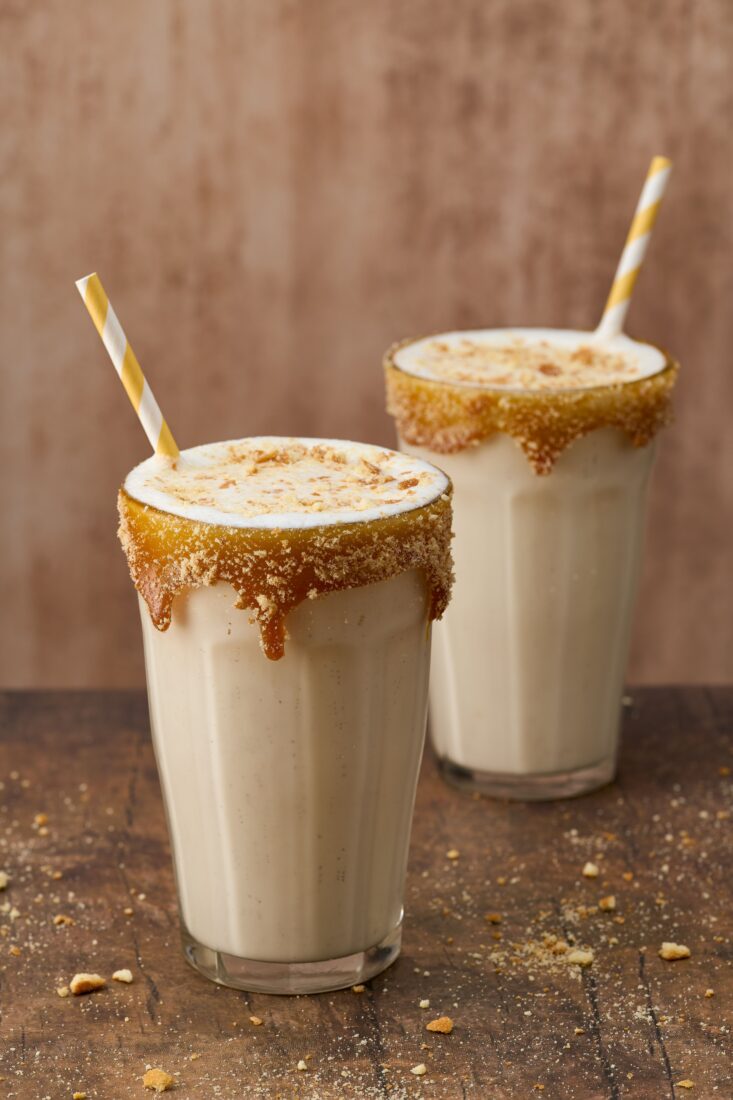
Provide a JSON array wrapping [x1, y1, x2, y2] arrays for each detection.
[[1, 1, 732, 688], [0, 688, 730, 1097]]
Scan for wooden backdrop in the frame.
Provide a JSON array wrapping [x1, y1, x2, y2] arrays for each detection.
[[1, 0, 731, 688]]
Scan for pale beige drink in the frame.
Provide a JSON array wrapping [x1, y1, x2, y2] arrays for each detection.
[[385, 329, 678, 799], [118, 437, 453, 991]]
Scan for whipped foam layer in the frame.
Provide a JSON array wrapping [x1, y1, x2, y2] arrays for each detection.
[[393, 329, 667, 392], [124, 436, 450, 530]]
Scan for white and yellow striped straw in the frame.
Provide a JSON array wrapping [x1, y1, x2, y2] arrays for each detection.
[[595, 155, 672, 341], [75, 272, 179, 458]]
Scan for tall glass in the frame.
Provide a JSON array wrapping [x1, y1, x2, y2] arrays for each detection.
[[385, 329, 678, 800], [118, 437, 453, 991]]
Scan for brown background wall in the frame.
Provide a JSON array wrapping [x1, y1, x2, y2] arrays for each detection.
[[1, 0, 731, 688]]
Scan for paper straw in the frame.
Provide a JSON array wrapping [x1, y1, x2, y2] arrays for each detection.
[[75, 273, 179, 458], [595, 156, 672, 340]]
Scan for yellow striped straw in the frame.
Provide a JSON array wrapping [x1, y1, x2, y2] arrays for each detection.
[[595, 155, 672, 340], [75, 272, 179, 458]]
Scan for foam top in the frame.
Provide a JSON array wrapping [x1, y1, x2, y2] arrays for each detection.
[[393, 329, 667, 392], [123, 436, 450, 530]]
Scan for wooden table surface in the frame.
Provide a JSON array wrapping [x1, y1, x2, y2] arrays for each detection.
[[0, 689, 731, 1099]]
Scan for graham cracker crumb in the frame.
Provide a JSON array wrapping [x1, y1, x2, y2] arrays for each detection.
[[676, 1082, 694, 1090], [659, 942, 691, 961], [249, 1015, 263, 1026], [73, 1093, 87, 1099], [567, 949, 594, 967], [485, 912, 502, 924], [598, 895, 616, 911], [69, 973, 106, 995], [426, 1015, 454, 1034], [53, 913, 74, 926], [143, 1068, 174, 1092]]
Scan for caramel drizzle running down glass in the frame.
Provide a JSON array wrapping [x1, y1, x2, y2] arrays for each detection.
[[76, 276, 454, 994], [384, 156, 679, 800]]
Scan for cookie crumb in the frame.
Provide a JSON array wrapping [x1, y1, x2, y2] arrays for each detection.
[[676, 1082, 694, 1090], [622, 871, 634, 882], [659, 942, 690, 961], [704, 989, 714, 998], [70, 973, 106, 995], [113, 968, 133, 983], [411, 1064, 427, 1076], [123, 907, 134, 917], [426, 1015, 454, 1034], [143, 1068, 174, 1092], [419, 999, 430, 1009], [249, 1016, 263, 1026], [351, 984, 365, 993], [73, 1092, 87, 1099], [190, 1053, 201, 1060], [56, 986, 70, 998], [598, 895, 616, 911], [485, 912, 502, 924], [446, 848, 460, 860], [574, 1027, 585, 1035], [296, 1060, 308, 1072], [53, 914, 74, 926], [0, 872, 9, 890], [567, 949, 594, 967], [582, 862, 599, 878]]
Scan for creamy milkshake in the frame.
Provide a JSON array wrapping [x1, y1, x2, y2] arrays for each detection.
[[385, 329, 678, 799], [118, 437, 453, 991]]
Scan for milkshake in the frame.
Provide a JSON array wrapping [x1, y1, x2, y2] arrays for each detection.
[[385, 329, 678, 799], [118, 437, 453, 991]]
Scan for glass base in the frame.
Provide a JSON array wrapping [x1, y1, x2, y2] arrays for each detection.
[[438, 755, 616, 801], [181, 918, 402, 994]]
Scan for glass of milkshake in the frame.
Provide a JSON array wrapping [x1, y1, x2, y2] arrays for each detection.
[[385, 329, 678, 799], [117, 436, 453, 992]]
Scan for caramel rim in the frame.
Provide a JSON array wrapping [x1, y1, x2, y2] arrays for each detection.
[[118, 481, 454, 661]]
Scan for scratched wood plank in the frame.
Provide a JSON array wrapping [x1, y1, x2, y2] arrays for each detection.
[[0, 688, 730, 1097], [1, 1, 733, 689]]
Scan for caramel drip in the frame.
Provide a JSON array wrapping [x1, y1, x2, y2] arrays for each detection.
[[385, 340, 679, 475], [118, 489, 453, 660]]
